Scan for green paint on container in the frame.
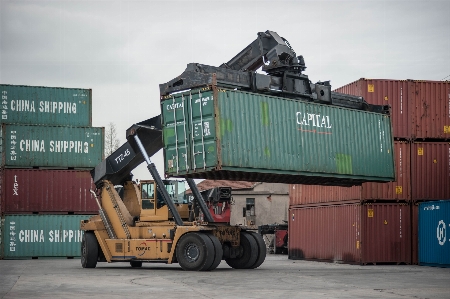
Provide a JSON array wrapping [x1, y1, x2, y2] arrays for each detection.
[[336, 153, 353, 174], [0, 124, 104, 168], [1, 214, 94, 259], [0, 84, 92, 126], [161, 88, 395, 186], [261, 102, 270, 126]]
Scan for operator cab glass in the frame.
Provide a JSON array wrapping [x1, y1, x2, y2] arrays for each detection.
[[141, 181, 155, 209]]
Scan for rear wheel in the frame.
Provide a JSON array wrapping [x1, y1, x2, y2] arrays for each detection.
[[205, 234, 223, 271], [225, 232, 258, 269], [81, 231, 98, 268], [248, 232, 267, 269], [130, 261, 143, 268], [176, 232, 215, 271]]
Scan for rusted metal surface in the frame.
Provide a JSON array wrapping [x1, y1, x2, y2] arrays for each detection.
[[362, 141, 411, 201], [334, 79, 410, 139], [409, 80, 450, 140], [0, 169, 97, 214], [289, 202, 411, 264], [289, 184, 361, 206], [411, 142, 450, 200], [361, 203, 411, 264], [335, 79, 450, 140]]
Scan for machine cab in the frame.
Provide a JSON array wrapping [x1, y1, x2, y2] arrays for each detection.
[[139, 180, 189, 221]]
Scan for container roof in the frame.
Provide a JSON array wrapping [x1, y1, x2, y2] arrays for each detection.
[[189, 180, 260, 192]]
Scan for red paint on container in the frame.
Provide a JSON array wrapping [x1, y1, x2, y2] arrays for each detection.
[[410, 81, 450, 140], [289, 202, 411, 264], [0, 169, 97, 214], [335, 79, 450, 139], [289, 184, 361, 206], [411, 142, 450, 200], [334, 79, 410, 139], [362, 141, 411, 201]]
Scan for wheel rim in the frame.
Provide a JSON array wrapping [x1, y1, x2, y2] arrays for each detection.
[[185, 243, 200, 262]]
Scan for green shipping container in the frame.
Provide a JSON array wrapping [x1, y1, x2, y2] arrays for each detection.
[[161, 87, 395, 186], [1, 215, 91, 258], [0, 84, 92, 126], [0, 124, 104, 168]]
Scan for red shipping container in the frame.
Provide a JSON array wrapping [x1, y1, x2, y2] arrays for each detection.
[[0, 169, 97, 214], [362, 141, 411, 201], [411, 142, 450, 200], [334, 79, 450, 139], [410, 81, 450, 140], [334, 79, 410, 139], [411, 202, 419, 265], [289, 184, 361, 206], [289, 202, 411, 264]]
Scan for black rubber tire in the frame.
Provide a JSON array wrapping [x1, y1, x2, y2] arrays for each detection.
[[81, 231, 98, 268], [130, 261, 143, 268], [176, 232, 215, 271], [248, 232, 267, 269], [205, 234, 223, 271], [225, 232, 258, 269]]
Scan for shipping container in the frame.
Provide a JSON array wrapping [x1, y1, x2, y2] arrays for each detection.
[[411, 142, 450, 200], [0, 169, 97, 214], [334, 79, 450, 139], [289, 202, 411, 264], [418, 201, 450, 267], [0, 84, 92, 127], [0, 124, 104, 168], [1, 214, 90, 258], [162, 87, 395, 186], [362, 141, 411, 201], [289, 184, 360, 206]]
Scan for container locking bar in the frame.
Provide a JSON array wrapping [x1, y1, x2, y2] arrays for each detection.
[[133, 134, 184, 226]]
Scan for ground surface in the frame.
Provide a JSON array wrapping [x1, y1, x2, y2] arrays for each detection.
[[0, 255, 449, 298]]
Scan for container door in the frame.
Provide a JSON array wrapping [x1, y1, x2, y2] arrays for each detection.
[[162, 94, 190, 175], [187, 89, 217, 172]]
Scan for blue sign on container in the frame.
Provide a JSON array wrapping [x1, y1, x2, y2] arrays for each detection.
[[419, 200, 450, 267]]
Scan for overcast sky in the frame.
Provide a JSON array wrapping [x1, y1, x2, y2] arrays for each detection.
[[1, 0, 449, 180]]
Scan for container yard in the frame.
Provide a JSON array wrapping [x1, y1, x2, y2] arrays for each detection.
[[0, 84, 92, 127], [0, 124, 104, 168], [162, 87, 395, 186]]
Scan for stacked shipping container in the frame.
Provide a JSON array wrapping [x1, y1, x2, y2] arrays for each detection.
[[1, 84, 103, 259], [289, 79, 450, 266]]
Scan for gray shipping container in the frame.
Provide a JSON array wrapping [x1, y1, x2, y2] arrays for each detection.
[[162, 87, 395, 186], [1, 84, 92, 127], [0, 124, 104, 168]]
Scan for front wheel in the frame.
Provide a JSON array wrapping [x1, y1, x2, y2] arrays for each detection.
[[81, 231, 98, 268]]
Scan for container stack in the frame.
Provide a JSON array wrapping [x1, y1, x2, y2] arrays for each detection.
[[0, 84, 104, 259], [289, 79, 450, 266]]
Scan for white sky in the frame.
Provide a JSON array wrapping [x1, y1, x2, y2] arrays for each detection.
[[1, 0, 449, 180]]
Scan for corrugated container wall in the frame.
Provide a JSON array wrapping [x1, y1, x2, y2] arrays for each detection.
[[289, 184, 361, 206], [410, 81, 450, 140], [162, 87, 395, 186], [334, 79, 410, 139], [418, 201, 450, 267], [289, 202, 411, 264], [334, 79, 450, 140], [362, 141, 411, 201], [0, 124, 104, 168], [0, 169, 97, 214], [1, 214, 90, 258], [411, 142, 450, 200], [0, 84, 92, 127]]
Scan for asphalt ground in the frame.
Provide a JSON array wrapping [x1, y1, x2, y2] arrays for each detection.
[[0, 255, 449, 299]]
